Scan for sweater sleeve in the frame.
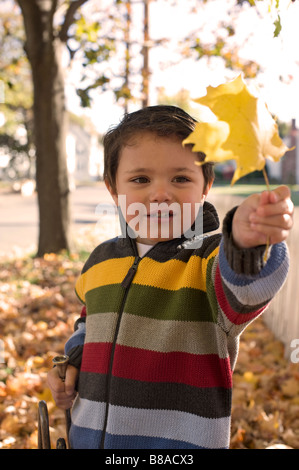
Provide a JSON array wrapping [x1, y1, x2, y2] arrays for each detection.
[[64, 306, 86, 369], [214, 207, 289, 338]]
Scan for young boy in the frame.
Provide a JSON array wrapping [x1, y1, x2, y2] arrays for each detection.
[[48, 105, 293, 449]]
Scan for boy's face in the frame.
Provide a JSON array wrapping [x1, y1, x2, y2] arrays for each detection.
[[106, 132, 212, 245]]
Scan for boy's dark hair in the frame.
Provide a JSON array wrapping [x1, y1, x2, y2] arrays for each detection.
[[103, 105, 214, 193]]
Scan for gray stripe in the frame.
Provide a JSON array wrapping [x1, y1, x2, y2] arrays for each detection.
[[85, 312, 118, 344], [221, 280, 269, 314], [85, 312, 229, 358]]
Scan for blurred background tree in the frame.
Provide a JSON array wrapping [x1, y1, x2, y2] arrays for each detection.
[[0, 6, 34, 181]]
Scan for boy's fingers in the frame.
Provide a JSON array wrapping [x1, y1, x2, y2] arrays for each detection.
[[47, 367, 65, 392], [259, 191, 272, 206], [65, 365, 79, 396], [251, 211, 293, 229], [256, 186, 293, 218], [256, 198, 294, 218], [272, 185, 291, 202], [249, 223, 290, 245], [54, 392, 75, 410], [259, 186, 290, 207]]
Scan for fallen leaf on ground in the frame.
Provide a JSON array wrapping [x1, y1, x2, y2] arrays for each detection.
[[1, 250, 299, 449]]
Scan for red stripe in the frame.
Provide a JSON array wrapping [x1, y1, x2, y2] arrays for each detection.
[[113, 345, 232, 388], [81, 342, 112, 374], [81, 342, 233, 389], [215, 265, 266, 325]]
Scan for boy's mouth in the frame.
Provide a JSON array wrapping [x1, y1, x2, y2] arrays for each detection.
[[147, 210, 174, 219]]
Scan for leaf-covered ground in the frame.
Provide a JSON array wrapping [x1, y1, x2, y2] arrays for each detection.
[[1, 251, 299, 449]]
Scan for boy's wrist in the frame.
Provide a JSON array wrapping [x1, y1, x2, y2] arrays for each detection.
[[222, 207, 267, 275]]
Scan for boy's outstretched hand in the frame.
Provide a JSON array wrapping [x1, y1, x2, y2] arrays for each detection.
[[232, 185, 294, 250]]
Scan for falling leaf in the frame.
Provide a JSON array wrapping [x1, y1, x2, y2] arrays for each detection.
[[183, 75, 294, 185]]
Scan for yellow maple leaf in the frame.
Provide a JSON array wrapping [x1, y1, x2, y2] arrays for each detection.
[[183, 75, 293, 185]]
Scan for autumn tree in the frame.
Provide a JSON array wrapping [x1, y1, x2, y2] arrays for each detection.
[[12, 0, 142, 256], [14, 0, 119, 257], [14, 1, 78, 255]]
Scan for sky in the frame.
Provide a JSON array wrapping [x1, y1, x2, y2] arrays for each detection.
[[65, 0, 299, 134]]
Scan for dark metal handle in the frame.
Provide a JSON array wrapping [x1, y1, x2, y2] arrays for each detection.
[[52, 355, 71, 449], [37, 400, 51, 449]]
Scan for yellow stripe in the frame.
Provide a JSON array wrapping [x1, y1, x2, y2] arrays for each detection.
[[75, 256, 135, 302], [135, 247, 218, 292], [75, 247, 219, 301]]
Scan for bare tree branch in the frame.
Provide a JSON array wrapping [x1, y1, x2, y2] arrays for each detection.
[[59, 0, 89, 42]]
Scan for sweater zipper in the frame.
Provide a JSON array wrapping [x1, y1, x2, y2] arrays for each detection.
[[100, 254, 141, 449]]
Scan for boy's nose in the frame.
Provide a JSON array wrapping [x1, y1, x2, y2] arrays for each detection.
[[149, 182, 172, 203]]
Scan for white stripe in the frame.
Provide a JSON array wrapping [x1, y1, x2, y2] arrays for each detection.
[[71, 397, 105, 430], [107, 405, 230, 449], [71, 398, 230, 448]]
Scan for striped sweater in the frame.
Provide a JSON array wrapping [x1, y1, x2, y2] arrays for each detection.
[[65, 202, 289, 449]]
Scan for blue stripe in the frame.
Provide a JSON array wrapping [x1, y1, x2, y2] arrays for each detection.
[[219, 240, 288, 287], [104, 433, 210, 449], [69, 425, 229, 449], [69, 423, 102, 449]]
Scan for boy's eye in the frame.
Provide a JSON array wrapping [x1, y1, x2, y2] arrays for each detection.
[[173, 176, 191, 183], [131, 176, 149, 184]]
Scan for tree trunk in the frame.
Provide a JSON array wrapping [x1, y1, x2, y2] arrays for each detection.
[[33, 40, 70, 256], [124, 0, 132, 114], [17, 0, 70, 256], [141, 0, 150, 108]]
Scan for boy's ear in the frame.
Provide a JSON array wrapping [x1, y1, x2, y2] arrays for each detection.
[[104, 178, 118, 206], [202, 179, 213, 200]]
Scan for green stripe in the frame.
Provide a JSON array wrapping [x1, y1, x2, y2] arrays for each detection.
[[85, 284, 215, 322], [205, 256, 219, 323], [85, 285, 125, 315]]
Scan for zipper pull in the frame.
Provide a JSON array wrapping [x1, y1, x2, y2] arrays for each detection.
[[121, 257, 140, 289]]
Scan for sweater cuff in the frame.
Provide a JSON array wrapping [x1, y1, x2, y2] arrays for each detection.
[[222, 206, 268, 276], [66, 345, 83, 369]]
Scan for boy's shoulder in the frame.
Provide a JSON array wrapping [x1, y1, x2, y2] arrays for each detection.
[[81, 236, 130, 273]]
